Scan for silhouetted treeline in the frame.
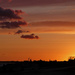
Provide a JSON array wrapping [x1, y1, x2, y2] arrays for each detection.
[[0, 59, 75, 73]]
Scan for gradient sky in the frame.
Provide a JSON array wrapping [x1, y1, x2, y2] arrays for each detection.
[[0, 0, 75, 61]]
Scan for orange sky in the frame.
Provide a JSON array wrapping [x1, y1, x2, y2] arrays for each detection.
[[0, 0, 75, 61], [0, 33, 75, 61]]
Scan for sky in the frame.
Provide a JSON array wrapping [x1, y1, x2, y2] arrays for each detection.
[[0, 0, 75, 61]]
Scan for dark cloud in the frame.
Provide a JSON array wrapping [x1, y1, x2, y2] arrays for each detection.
[[0, 21, 27, 29], [21, 34, 39, 39], [0, 7, 27, 29], [0, 7, 24, 20], [15, 30, 29, 34], [15, 30, 25, 34]]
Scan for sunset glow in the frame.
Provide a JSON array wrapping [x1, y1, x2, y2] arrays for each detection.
[[0, 0, 75, 61]]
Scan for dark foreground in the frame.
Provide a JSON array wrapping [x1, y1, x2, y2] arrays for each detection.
[[0, 67, 75, 75], [0, 59, 75, 75]]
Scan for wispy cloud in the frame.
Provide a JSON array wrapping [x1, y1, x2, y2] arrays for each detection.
[[29, 21, 75, 27], [27, 21, 75, 33], [0, 0, 75, 7]]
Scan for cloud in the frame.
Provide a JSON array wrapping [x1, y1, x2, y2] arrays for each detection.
[[0, 7, 27, 29], [27, 21, 75, 33], [15, 30, 29, 34], [0, 21, 27, 29], [0, 7, 24, 20], [21, 34, 39, 39], [29, 21, 75, 27], [0, 0, 75, 7]]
